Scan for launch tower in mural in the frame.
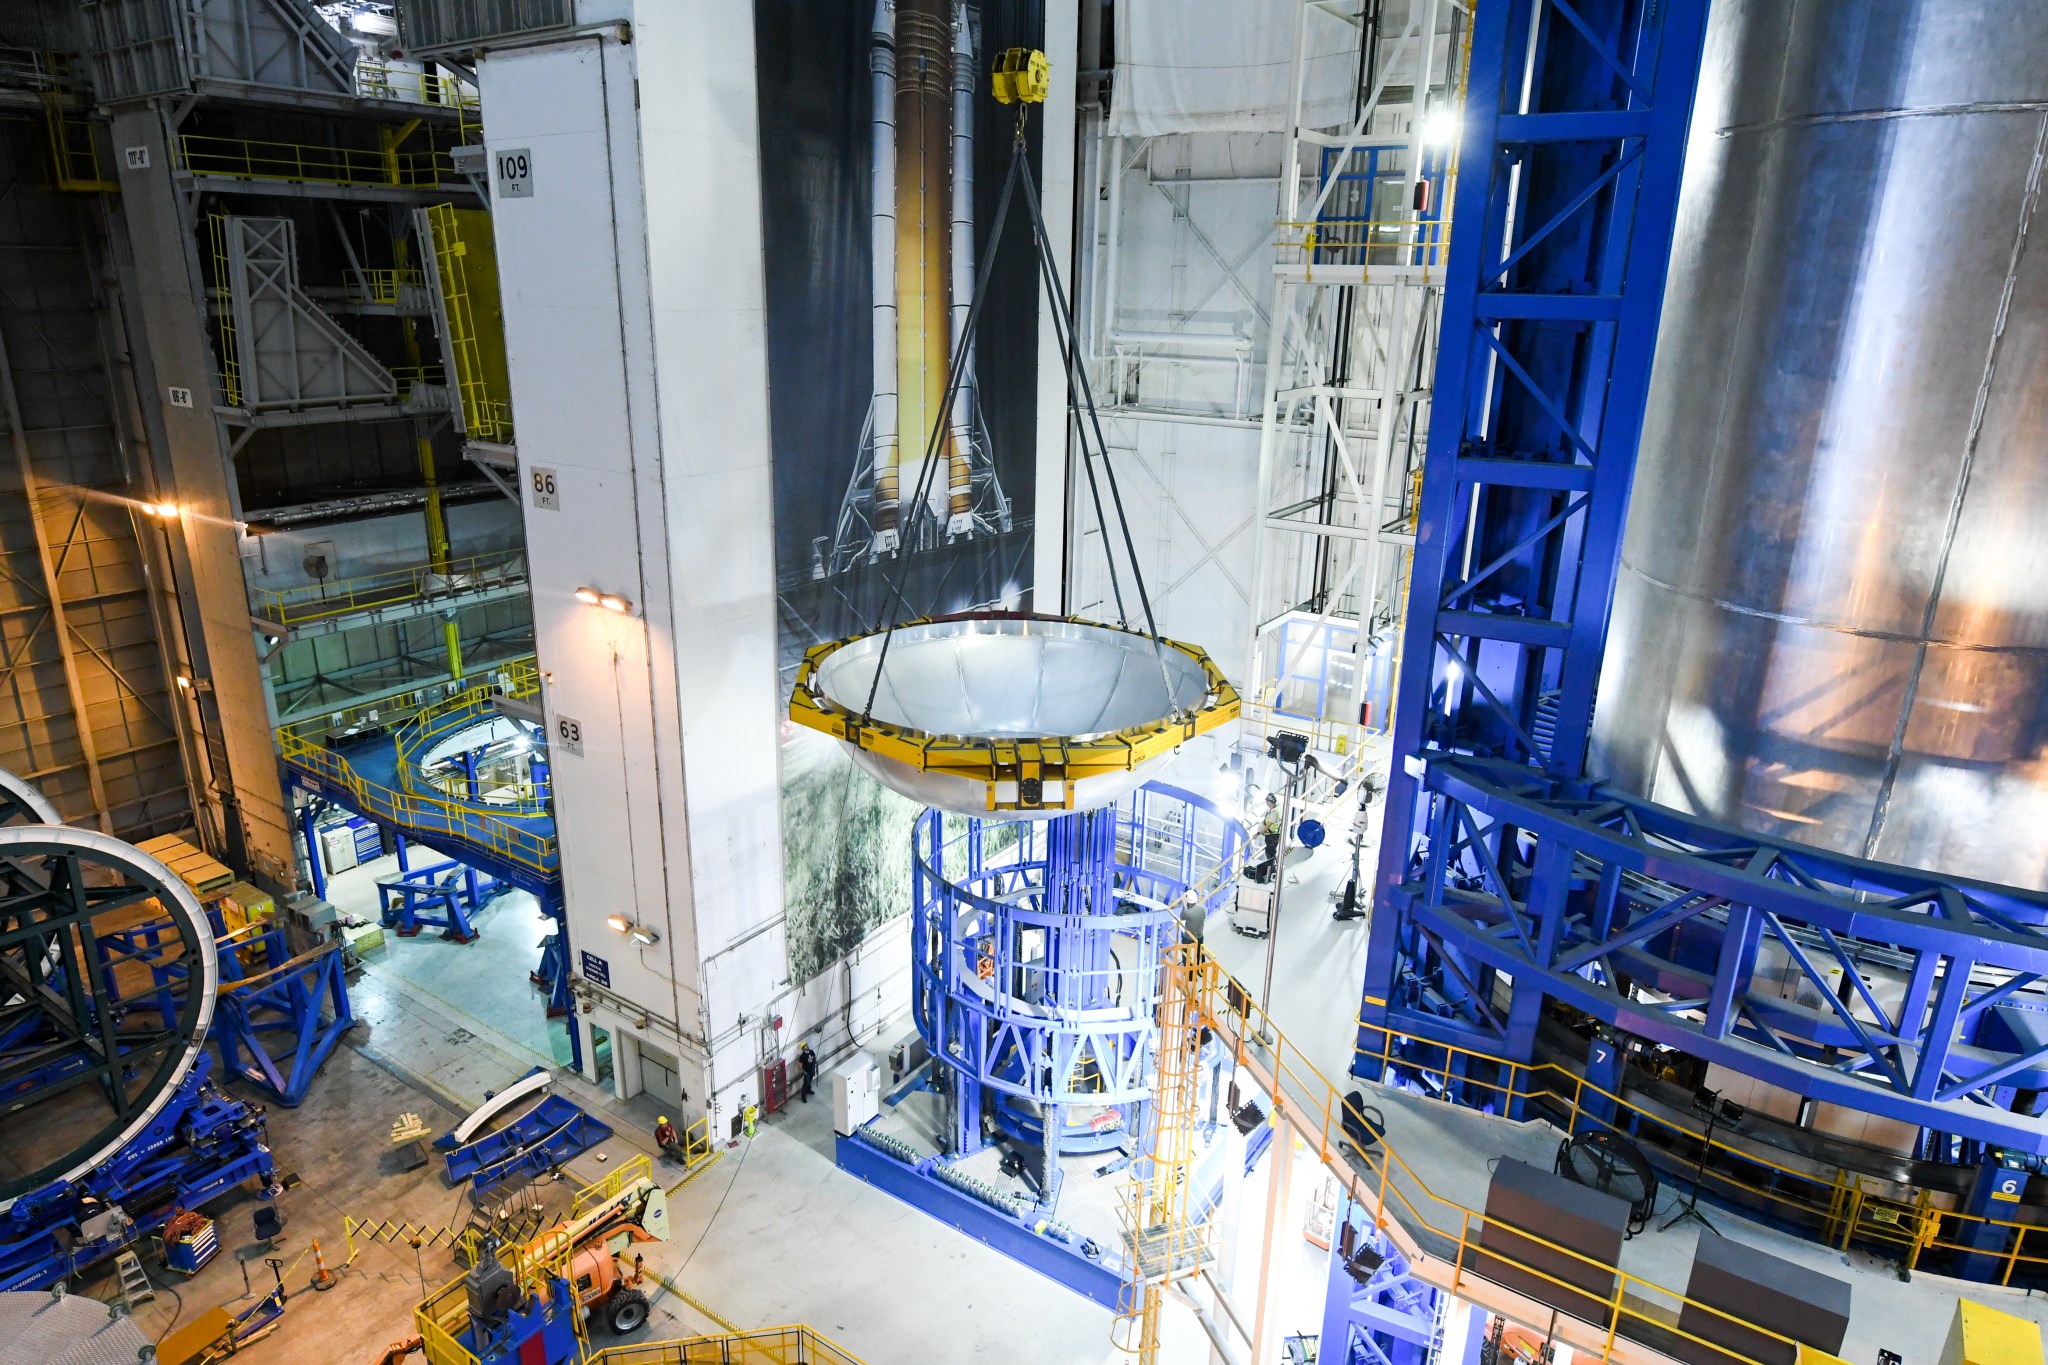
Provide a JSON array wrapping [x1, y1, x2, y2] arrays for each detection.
[[814, 0, 1012, 579]]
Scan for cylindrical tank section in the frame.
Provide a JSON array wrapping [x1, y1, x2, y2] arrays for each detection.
[[872, 0, 974, 556], [1592, 0, 2048, 889]]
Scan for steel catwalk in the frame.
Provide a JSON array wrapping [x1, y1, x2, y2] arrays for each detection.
[[1593, 0, 2048, 889]]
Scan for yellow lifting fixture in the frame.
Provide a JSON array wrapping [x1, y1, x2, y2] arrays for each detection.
[[991, 47, 1050, 105]]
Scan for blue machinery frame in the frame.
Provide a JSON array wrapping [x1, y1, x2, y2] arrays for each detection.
[[1365, 0, 1712, 1077], [840, 782, 1244, 1305], [1362, 0, 2048, 1199]]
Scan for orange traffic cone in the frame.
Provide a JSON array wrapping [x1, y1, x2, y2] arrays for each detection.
[[310, 1236, 337, 1291]]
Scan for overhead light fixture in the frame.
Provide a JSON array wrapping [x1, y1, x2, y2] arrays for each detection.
[[143, 502, 179, 519], [606, 913, 631, 934], [1422, 109, 1460, 149], [599, 594, 631, 614], [575, 587, 601, 605]]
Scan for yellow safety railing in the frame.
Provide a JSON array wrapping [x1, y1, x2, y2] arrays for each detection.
[[207, 213, 242, 407], [1354, 1025, 2047, 1286], [1239, 698, 1375, 768], [348, 266, 429, 305], [423, 202, 514, 442], [355, 62, 479, 116], [417, 1226, 584, 1365], [251, 550, 526, 629], [277, 658, 555, 876], [585, 1329, 869, 1365], [1180, 949, 1822, 1365], [178, 132, 458, 189], [571, 1153, 653, 1221]]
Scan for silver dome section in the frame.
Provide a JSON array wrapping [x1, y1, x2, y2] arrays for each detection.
[[812, 616, 1212, 740], [791, 615, 1238, 817], [1592, 0, 2048, 888]]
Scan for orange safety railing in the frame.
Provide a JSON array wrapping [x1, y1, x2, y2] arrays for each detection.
[[1354, 1024, 2047, 1286], [1179, 948, 1826, 1365], [252, 550, 525, 629]]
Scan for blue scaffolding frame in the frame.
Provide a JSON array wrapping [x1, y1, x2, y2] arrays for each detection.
[[1361, 0, 1712, 1068]]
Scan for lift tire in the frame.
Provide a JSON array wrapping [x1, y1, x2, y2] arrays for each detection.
[[606, 1288, 650, 1335]]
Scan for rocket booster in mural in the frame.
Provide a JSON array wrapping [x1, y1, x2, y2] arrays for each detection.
[[853, 0, 1006, 563]]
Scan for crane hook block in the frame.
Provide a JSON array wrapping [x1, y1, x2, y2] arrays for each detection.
[[992, 48, 1050, 105]]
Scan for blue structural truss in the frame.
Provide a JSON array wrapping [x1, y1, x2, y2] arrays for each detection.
[[1361, 0, 2048, 1200], [1319, 1193, 1440, 1365], [1362, 1, 1712, 1084]]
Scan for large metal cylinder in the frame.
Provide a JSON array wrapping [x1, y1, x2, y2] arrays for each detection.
[[1592, 1, 2048, 887]]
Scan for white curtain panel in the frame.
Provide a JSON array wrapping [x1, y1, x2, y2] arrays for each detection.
[[1106, 0, 1363, 137]]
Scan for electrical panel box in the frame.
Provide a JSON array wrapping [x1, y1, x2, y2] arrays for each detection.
[[833, 1054, 881, 1137], [317, 822, 358, 873]]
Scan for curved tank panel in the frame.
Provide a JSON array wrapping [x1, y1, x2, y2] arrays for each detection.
[[1592, 0, 2048, 887]]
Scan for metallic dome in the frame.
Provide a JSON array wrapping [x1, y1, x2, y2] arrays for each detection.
[[790, 614, 1239, 816]]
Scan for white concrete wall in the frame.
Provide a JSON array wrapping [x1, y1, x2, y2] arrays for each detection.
[[482, 6, 787, 1131], [633, 0, 786, 1123], [480, 31, 709, 1110]]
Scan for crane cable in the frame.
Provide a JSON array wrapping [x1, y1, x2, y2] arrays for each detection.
[[860, 101, 1181, 724]]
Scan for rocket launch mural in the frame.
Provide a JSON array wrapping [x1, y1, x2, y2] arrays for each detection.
[[754, 0, 1044, 983]]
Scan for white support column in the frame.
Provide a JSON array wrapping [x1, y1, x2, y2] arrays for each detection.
[[613, 1027, 643, 1101], [1250, 1126, 1297, 1363]]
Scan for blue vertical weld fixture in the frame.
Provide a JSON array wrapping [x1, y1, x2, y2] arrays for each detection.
[[1360, 0, 1712, 1071]]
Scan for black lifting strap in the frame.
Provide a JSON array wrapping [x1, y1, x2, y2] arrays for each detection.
[[862, 110, 1182, 726]]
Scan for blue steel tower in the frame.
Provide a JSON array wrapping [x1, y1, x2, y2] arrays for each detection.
[[1359, 0, 1713, 1066], [912, 789, 1239, 1206], [1359, 0, 2048, 1226]]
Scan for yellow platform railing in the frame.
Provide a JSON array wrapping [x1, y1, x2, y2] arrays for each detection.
[[347, 266, 430, 305], [585, 1329, 869, 1365], [423, 201, 514, 442], [1181, 949, 1819, 1365], [277, 658, 555, 876], [1355, 1024, 2047, 1286], [251, 549, 526, 629], [355, 62, 479, 116], [178, 132, 458, 189]]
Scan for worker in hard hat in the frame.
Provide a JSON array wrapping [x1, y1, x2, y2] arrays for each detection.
[[1258, 794, 1282, 879], [653, 1114, 681, 1162]]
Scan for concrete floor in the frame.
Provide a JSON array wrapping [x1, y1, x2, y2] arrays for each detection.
[[325, 854, 571, 1072]]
